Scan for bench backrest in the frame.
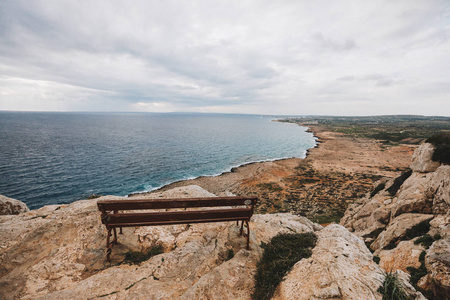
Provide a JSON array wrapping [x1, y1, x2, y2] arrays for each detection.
[[97, 196, 258, 227], [97, 196, 257, 211]]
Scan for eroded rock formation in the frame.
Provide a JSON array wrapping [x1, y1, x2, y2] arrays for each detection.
[[0, 195, 29, 215], [341, 143, 450, 298]]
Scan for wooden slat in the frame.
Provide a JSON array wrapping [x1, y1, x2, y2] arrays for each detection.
[[97, 196, 257, 211], [108, 216, 250, 227], [107, 208, 252, 226]]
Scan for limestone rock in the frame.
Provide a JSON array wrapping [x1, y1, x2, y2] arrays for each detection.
[[378, 240, 425, 272], [0, 184, 323, 300], [274, 224, 423, 300], [0, 199, 108, 299], [250, 213, 322, 245], [390, 172, 433, 218], [429, 212, 450, 239], [425, 230, 450, 299], [410, 143, 440, 173], [371, 213, 434, 252], [340, 178, 393, 238], [428, 165, 450, 215], [138, 184, 218, 199], [0, 194, 29, 215]]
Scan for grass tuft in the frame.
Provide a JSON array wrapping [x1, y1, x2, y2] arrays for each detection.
[[378, 271, 413, 300], [252, 232, 317, 300]]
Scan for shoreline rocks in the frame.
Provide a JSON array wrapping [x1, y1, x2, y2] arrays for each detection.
[[0, 195, 29, 215]]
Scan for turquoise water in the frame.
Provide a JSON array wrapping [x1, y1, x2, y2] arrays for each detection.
[[0, 112, 316, 209]]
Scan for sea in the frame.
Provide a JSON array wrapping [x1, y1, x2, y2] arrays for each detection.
[[0, 112, 316, 209]]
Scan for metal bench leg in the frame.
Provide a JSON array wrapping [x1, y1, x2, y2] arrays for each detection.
[[119, 227, 123, 234], [246, 221, 250, 250], [113, 227, 118, 244], [240, 220, 244, 235], [106, 228, 112, 262]]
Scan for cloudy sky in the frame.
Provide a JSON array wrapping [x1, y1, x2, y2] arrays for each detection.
[[0, 0, 449, 115]]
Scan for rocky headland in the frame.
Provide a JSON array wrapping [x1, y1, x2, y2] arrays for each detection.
[[1, 126, 448, 299]]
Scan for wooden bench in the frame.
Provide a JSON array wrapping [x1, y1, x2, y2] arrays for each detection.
[[97, 196, 258, 261]]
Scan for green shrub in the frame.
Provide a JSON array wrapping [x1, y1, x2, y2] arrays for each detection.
[[426, 133, 450, 164], [226, 248, 235, 261], [377, 271, 413, 300], [383, 220, 431, 250], [252, 233, 317, 300], [413, 233, 441, 249], [123, 245, 163, 264]]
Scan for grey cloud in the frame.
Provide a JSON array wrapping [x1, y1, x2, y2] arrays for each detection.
[[0, 0, 449, 115], [310, 33, 357, 52], [336, 74, 399, 87]]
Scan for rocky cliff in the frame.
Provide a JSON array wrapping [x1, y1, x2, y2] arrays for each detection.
[[341, 143, 450, 299], [0, 183, 426, 300], [3, 139, 445, 300]]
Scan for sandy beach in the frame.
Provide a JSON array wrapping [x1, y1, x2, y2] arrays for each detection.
[[137, 124, 416, 219]]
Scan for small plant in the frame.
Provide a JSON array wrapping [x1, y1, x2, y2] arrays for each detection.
[[252, 232, 317, 300], [377, 271, 413, 300], [414, 233, 441, 249], [226, 248, 235, 261], [123, 245, 163, 265]]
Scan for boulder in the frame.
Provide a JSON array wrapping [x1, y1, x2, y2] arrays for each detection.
[[274, 224, 423, 300], [390, 172, 433, 218], [371, 213, 434, 253], [0, 194, 29, 215], [377, 240, 425, 272], [428, 165, 450, 215], [425, 229, 450, 299], [410, 143, 440, 173], [340, 184, 392, 235]]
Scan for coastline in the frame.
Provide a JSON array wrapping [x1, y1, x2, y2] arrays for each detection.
[[134, 123, 416, 218], [129, 122, 317, 198]]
